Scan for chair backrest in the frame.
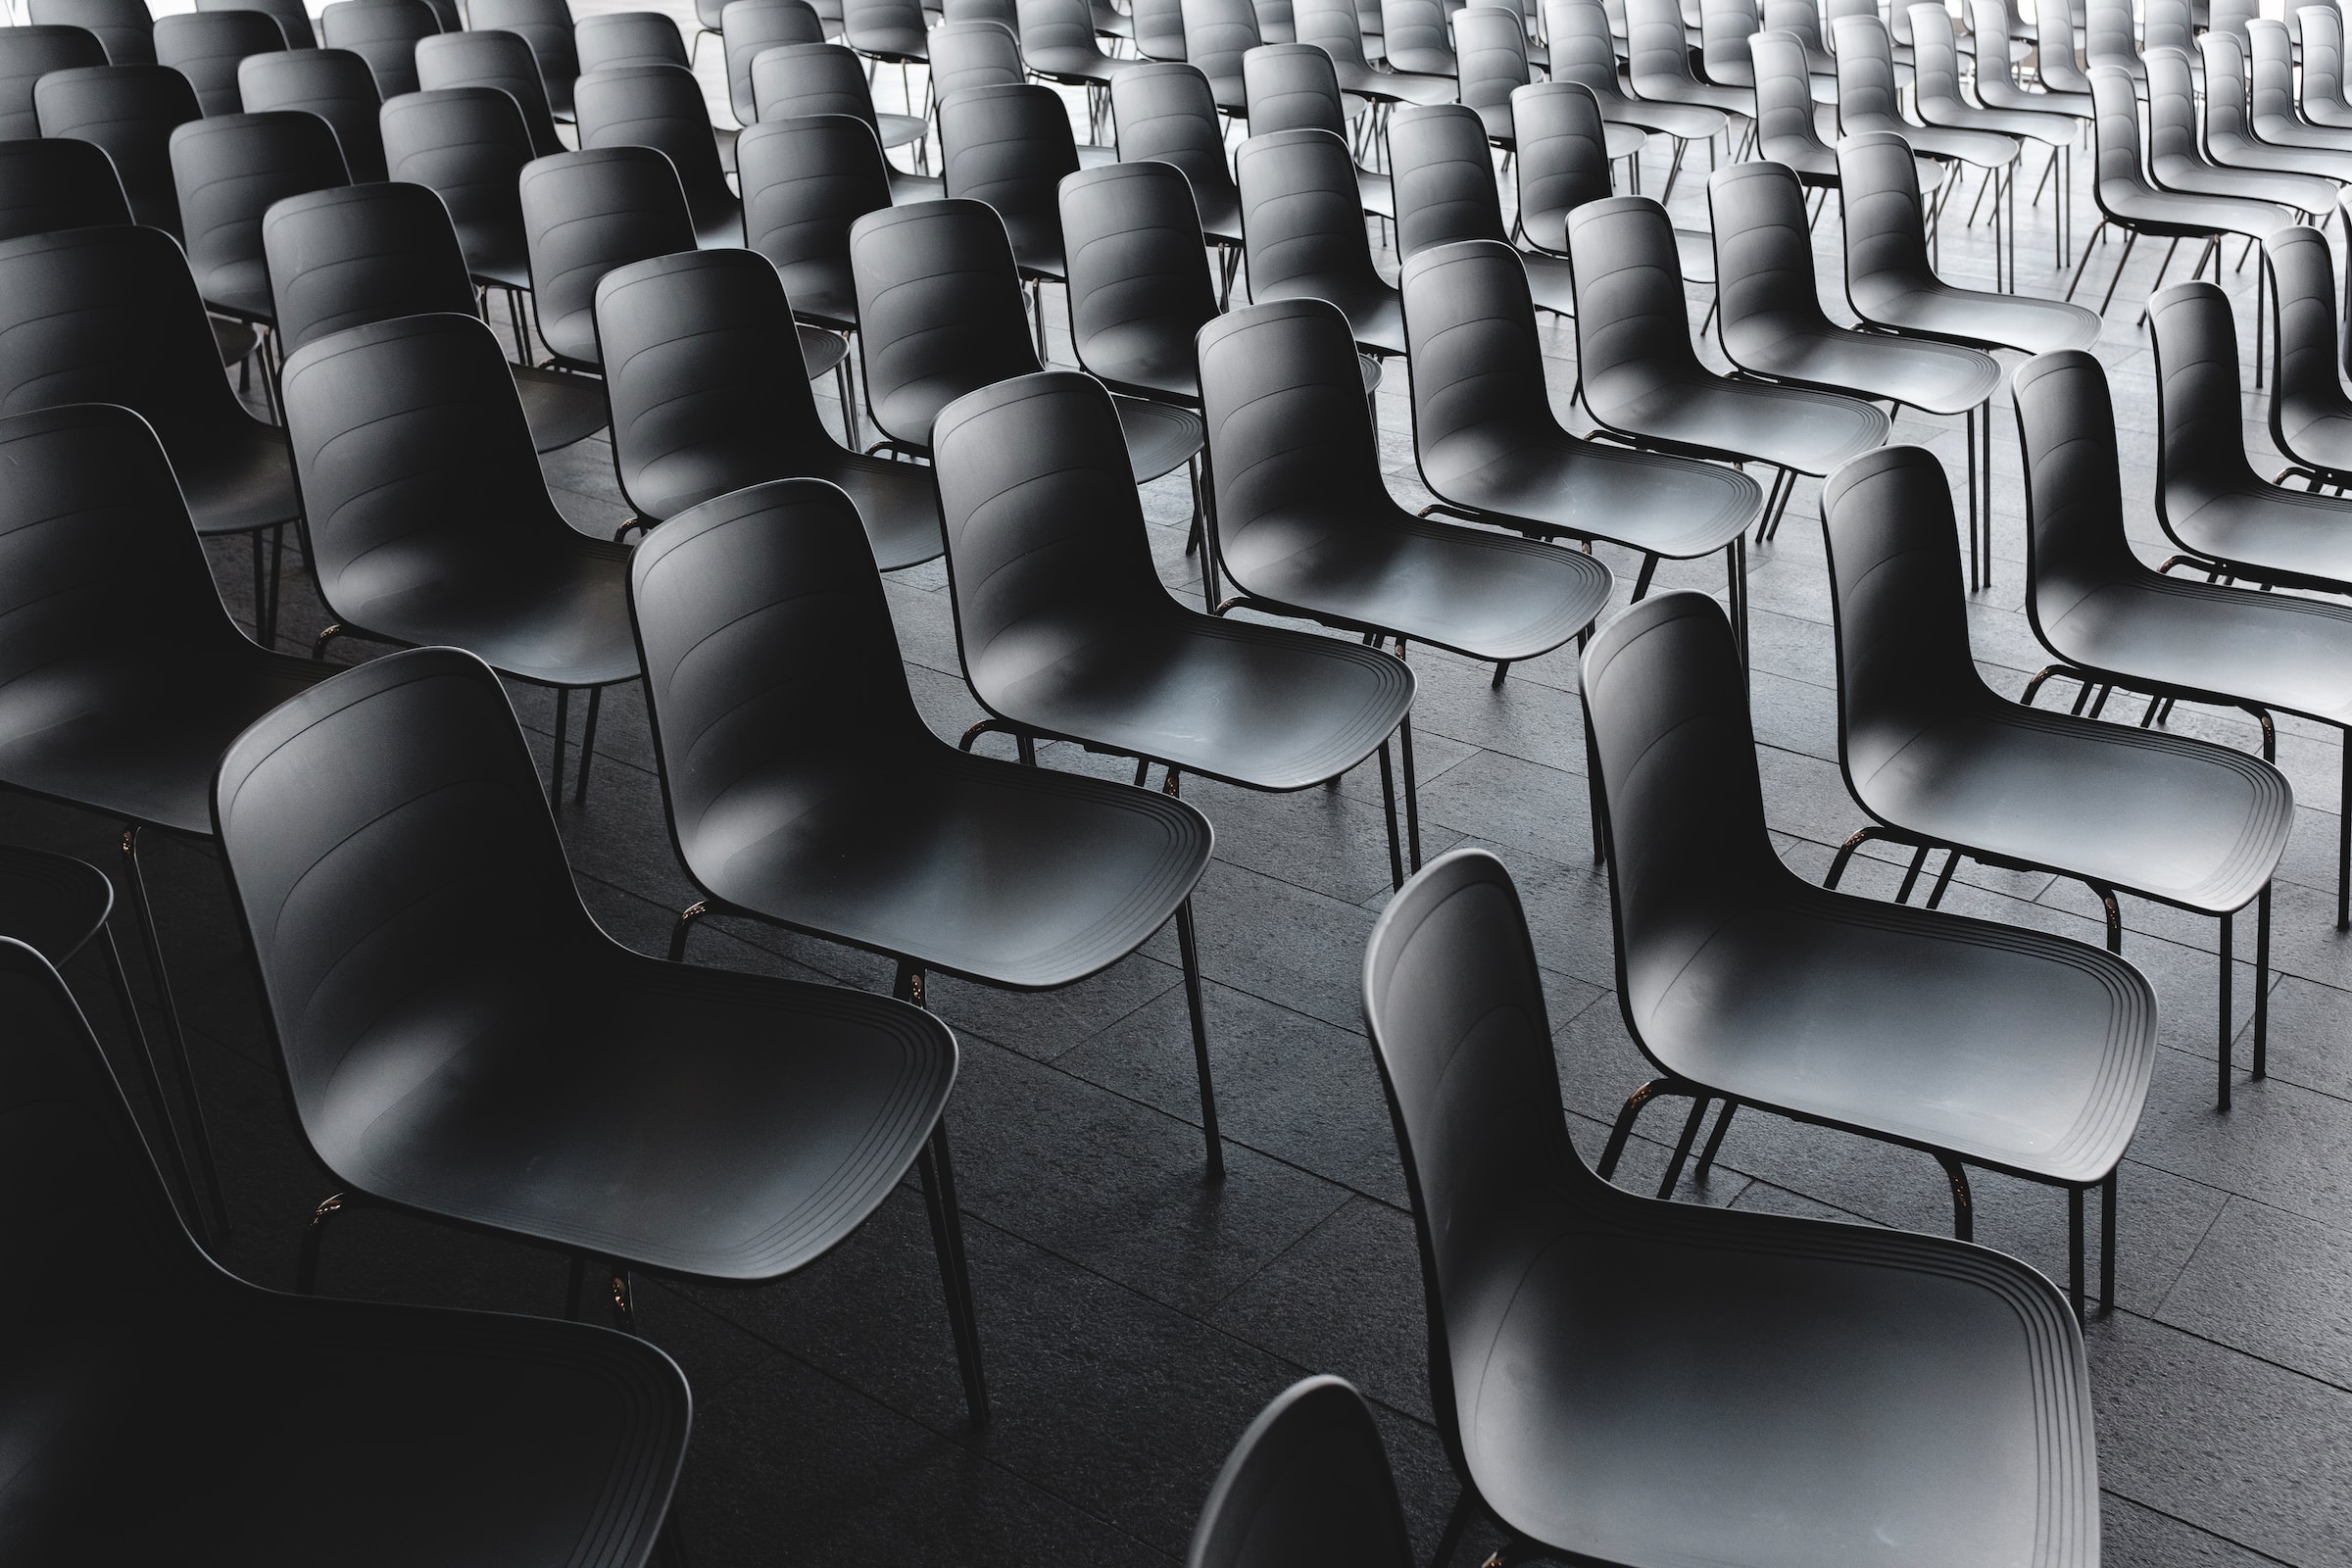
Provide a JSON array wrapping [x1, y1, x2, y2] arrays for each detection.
[[33, 63, 199, 235], [2034, 0, 2091, 91], [840, 0, 930, 53], [2082, 0, 2140, 75], [1059, 159, 1218, 383], [2247, 18, 2300, 131], [929, 18, 1024, 100], [415, 28, 566, 155], [2268, 224, 2341, 421], [1627, 0, 1698, 85], [1454, 4, 1530, 115], [170, 110, 349, 314], [1544, 0, 1628, 103], [2087, 65, 2154, 204], [722, 0, 825, 121], [1398, 237, 1553, 465], [1967, 0, 2027, 91], [155, 10, 285, 116], [1236, 126, 1375, 293], [2144, 44, 2201, 171], [1837, 128, 1934, 294], [199, 0, 318, 49], [1111, 62, 1237, 206], [1510, 79, 1609, 250], [850, 198, 1040, 448], [1186, 1377, 1417, 1568], [1708, 158, 1832, 358], [1018, 0, 1106, 60], [751, 42, 885, 135], [0, 134, 132, 242], [238, 47, 386, 180], [2011, 349, 2142, 630], [2141, 0, 2192, 58], [1382, 0, 1454, 68], [2304, 5, 2351, 116], [1700, 0, 1758, 83], [264, 179, 479, 354], [736, 112, 890, 324], [1763, 0, 1829, 57], [1184, 0, 1265, 82], [1242, 40, 1348, 135], [2197, 30, 2259, 160], [30, 0, 155, 64], [1294, 0, 1372, 68], [1389, 101, 1508, 256], [596, 248, 838, 521], [576, 9, 690, 73], [467, 0, 580, 115], [1135, 0, 1193, 55], [1563, 194, 1702, 399], [1256, 0, 1298, 42], [1908, 1, 1967, 114], [1831, 12, 1902, 131], [213, 646, 595, 1150], [938, 81, 1079, 252], [318, 0, 439, 98], [1750, 27, 1830, 166], [2148, 279, 2261, 501], [518, 144, 697, 366], [2208, 0, 2255, 46], [575, 61, 736, 217], [0, 223, 252, 451], [380, 85, 536, 277], [0, 24, 108, 139], [945, 0, 1020, 26]]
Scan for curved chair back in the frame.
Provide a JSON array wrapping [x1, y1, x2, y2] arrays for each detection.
[[1750, 27, 1833, 175], [1908, 1, 1971, 118], [2247, 19, 2303, 134], [415, 28, 566, 155], [1510, 79, 1609, 251], [1135, 0, 1193, 55], [1256, 0, 1298, 43], [724, 0, 825, 122], [1059, 159, 1218, 391], [155, 10, 286, 116], [930, 18, 1025, 100], [1457, 4, 1532, 125], [30, 0, 154, 64], [318, 0, 439, 98], [238, 47, 386, 180], [1390, 102, 1508, 257], [2209, 0, 2256, 47], [576, 9, 690, 73], [938, 80, 1079, 264], [0, 25, 108, 139], [2088, 64, 2156, 209], [1831, 12, 1903, 133], [1183, 0, 1265, 91], [380, 85, 536, 282], [1398, 238, 1551, 462], [199, 0, 318, 49], [518, 144, 697, 368], [1837, 129, 1934, 295], [840, 0, 931, 59], [264, 180, 479, 354], [596, 248, 842, 520], [2148, 279, 2262, 503], [33, 63, 200, 235], [468, 0, 580, 118], [1186, 1377, 1416, 1568], [1111, 62, 1238, 210], [1294, 0, 1373, 67], [1235, 127, 1376, 295], [1764, 0, 1832, 61], [1563, 194, 1701, 402], [751, 42, 890, 138], [1627, 0, 1700, 89], [2012, 349, 2143, 630], [1242, 40, 1348, 134], [2269, 223, 2342, 430], [1700, 0, 1759, 84], [2035, 0, 2092, 91], [850, 199, 1040, 449], [2305, 5, 2352, 121], [1018, 0, 1111, 65], [2082, 0, 2141, 77], [945, 0, 1020, 26], [1545, 0, 1631, 105], [575, 60, 738, 235], [170, 110, 350, 319], [2199, 31, 2259, 156], [737, 112, 891, 328], [2142, 0, 2193, 60], [2144, 44, 2202, 175], [0, 135, 132, 242], [1708, 158, 1831, 360]]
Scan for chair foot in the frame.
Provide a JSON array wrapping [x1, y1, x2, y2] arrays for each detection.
[[1596, 1078, 1677, 1180], [1430, 1488, 1478, 1568], [1936, 1152, 1973, 1242], [1656, 1095, 1711, 1198], [296, 1191, 349, 1294], [667, 901, 709, 962]]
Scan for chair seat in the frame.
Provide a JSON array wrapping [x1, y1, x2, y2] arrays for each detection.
[[888, 166, 945, 202], [1084, 324, 1202, 403], [847, 24, 928, 57], [1205, 72, 1250, 112], [515, 366, 610, 452], [540, 300, 602, 368], [1078, 141, 1117, 166], [2165, 478, 2352, 590], [777, 262, 859, 330], [693, 193, 748, 251], [178, 425, 303, 538], [1879, 117, 2021, 167], [1255, 273, 1407, 356], [1851, 277, 2100, 354], [1115, 395, 1204, 483], [200, 260, 276, 325], [2044, 575, 2352, 726], [1980, 79, 2091, 116], [1332, 61, 1455, 104], [1423, 428, 1763, 558], [211, 314, 259, 367], [977, 612, 1414, 789], [1523, 249, 1577, 317], [799, 321, 850, 380], [0, 845, 113, 965], [1726, 320, 2002, 415], [326, 537, 641, 689], [639, 445, 944, 568], [2215, 135, 2352, 184], [1603, 93, 1727, 140], [1356, 167, 1396, 219], [877, 110, 928, 149], [1630, 73, 1747, 114], [685, 744, 1210, 987], [2101, 181, 2296, 241], [1586, 371, 1889, 475], [1924, 97, 2076, 144], [1196, 185, 1245, 245], [1462, 1194, 2097, 1568], [2276, 398, 2352, 479], [1600, 118, 1647, 159], [1474, 100, 1517, 145], [1635, 883, 2152, 1184], [1029, 45, 1122, 82], [1226, 513, 1614, 662], [1382, 46, 1456, 77], [2154, 154, 2338, 217]]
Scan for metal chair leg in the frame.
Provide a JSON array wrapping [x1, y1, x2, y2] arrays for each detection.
[[2217, 906, 2233, 1111], [2100, 1169, 2118, 1312], [2253, 884, 2271, 1079], [1377, 738, 1403, 891], [122, 825, 228, 1236], [1596, 1078, 1678, 1180], [1936, 1152, 1973, 1241], [96, 919, 206, 1239], [550, 686, 570, 806], [2068, 1185, 2085, 1320], [897, 961, 990, 1425], [1656, 1094, 1711, 1198], [667, 901, 709, 962], [573, 685, 603, 805], [1175, 897, 1223, 1179], [1430, 1488, 1479, 1568], [1691, 1098, 1739, 1180], [296, 1190, 349, 1294]]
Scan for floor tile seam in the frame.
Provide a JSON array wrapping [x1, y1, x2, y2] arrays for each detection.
[[2146, 1194, 2236, 1323], [2093, 1298, 2352, 1396], [2096, 1491, 2302, 1568], [1196, 1192, 1372, 1317]]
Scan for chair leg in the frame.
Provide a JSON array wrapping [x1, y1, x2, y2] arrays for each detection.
[[1377, 738, 1403, 891], [1656, 1094, 1711, 1198], [609, 1262, 638, 1333], [1936, 1152, 1974, 1241], [668, 901, 709, 962], [1490, 660, 1510, 688], [573, 685, 603, 806], [1629, 552, 1660, 600], [264, 524, 287, 649], [550, 686, 570, 806], [2253, 883, 2271, 1080], [1891, 842, 1933, 902], [2068, 1185, 2085, 1321], [2338, 745, 2350, 931], [1823, 825, 1890, 890], [296, 1190, 349, 1294], [122, 826, 228, 1237], [1596, 1077, 1678, 1180], [2217, 906, 2233, 1111], [897, 961, 990, 1424], [1173, 898, 1224, 1179], [2100, 1169, 2118, 1312], [1923, 848, 1962, 908], [1692, 1098, 1739, 1180], [98, 919, 205, 1241], [1431, 1488, 1479, 1568], [1398, 708, 1423, 873], [2089, 882, 2122, 953]]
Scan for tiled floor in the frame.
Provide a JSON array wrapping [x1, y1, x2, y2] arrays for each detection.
[[28, 14, 2352, 1563]]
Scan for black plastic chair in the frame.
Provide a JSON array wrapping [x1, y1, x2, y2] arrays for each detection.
[[1181, 0, 1262, 106], [279, 313, 639, 803], [576, 61, 745, 248], [1187, 1377, 1413, 1568], [170, 109, 347, 343], [1021, 0, 1125, 97], [576, 8, 691, 73], [2301, 4, 2352, 130], [938, 79, 1079, 297], [2266, 222, 2352, 489], [1710, 159, 2001, 582], [850, 198, 1204, 476], [1548, 0, 1723, 165], [0, 931, 695, 1561], [0, 402, 339, 1238], [1200, 296, 1613, 716], [1509, 79, 1633, 262], [1392, 100, 1576, 316], [415, 26, 568, 154], [1567, 194, 1887, 545], [318, 0, 439, 97], [933, 368, 1422, 884], [380, 83, 539, 312], [1240, 41, 1398, 219], [1402, 238, 1762, 642], [199, 0, 319, 49], [154, 8, 285, 116], [0, 24, 107, 139], [630, 476, 1220, 1190], [1380, 0, 1456, 77], [597, 248, 939, 562], [237, 46, 387, 180], [1112, 60, 1245, 245], [1295, 0, 1450, 101], [840, 0, 931, 64], [1059, 158, 1222, 403], [33, 62, 200, 235], [0, 133, 131, 240], [2146, 45, 2333, 220], [518, 143, 698, 371], [2015, 348, 2352, 940], [265, 180, 610, 452], [1454, 3, 1532, 149], [722, 0, 824, 122], [1236, 127, 1404, 356], [738, 109, 890, 339], [750, 42, 933, 196], [1360, 846, 2103, 1565], [30, 0, 154, 64], [930, 16, 1023, 105], [213, 642, 988, 1426], [470, 0, 581, 120], [1823, 441, 2290, 1116]]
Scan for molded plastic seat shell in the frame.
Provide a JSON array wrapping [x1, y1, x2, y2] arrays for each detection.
[[416, 26, 568, 155], [576, 61, 744, 248], [33, 62, 201, 234], [0, 134, 133, 241], [1111, 61, 1244, 244], [1391, 101, 1577, 315], [200, 0, 322, 49], [470, 0, 581, 119], [2086, 65, 2294, 244], [1186, 1378, 1416, 1568], [939, 80, 1081, 281], [2266, 223, 2352, 484], [30, 0, 154, 64], [750, 41, 931, 188], [170, 109, 350, 322], [519, 144, 699, 369], [154, 9, 287, 116], [319, 0, 440, 98], [737, 111, 891, 330], [0, 24, 109, 138], [236, 47, 388, 180], [380, 83, 538, 288], [723, 0, 825, 123], [1236, 127, 1405, 355]]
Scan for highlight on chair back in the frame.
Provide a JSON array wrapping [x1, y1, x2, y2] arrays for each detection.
[[1235, 126, 1405, 356], [155, 8, 286, 116], [1186, 1377, 1415, 1568], [31, 0, 155, 64], [236, 46, 389, 180], [470, 0, 582, 120], [517, 143, 699, 373], [415, 25, 569, 154], [318, 0, 441, 98]]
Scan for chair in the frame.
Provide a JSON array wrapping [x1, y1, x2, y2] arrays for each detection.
[[1060, 159, 1224, 405], [1181, 0, 1262, 106], [1824, 441, 2289, 1114], [0, 24, 107, 138], [1911, 5, 2074, 153], [738, 110, 890, 336], [1762, 0, 1838, 97], [1241, 42, 1400, 219], [30, 0, 154, 64], [199, 0, 319, 50], [213, 642, 988, 1424], [1971, 0, 2089, 117], [1548, 0, 1720, 169], [1200, 296, 1614, 710], [2147, 46, 2335, 219], [722, 0, 823, 123], [1511, 82, 1633, 264], [265, 181, 610, 452], [169, 108, 346, 390], [415, 26, 568, 154], [2199, 32, 2352, 190], [840, 0, 931, 63], [0, 133, 132, 241], [946, 0, 1020, 24], [597, 249, 939, 563], [1359, 846, 2104, 1565], [1627, 0, 1746, 118], [576, 61, 745, 249], [1112, 61, 1243, 245], [2015, 347, 2352, 939], [1022, 0, 1126, 93], [2266, 223, 2352, 489], [1236, 127, 1404, 356], [318, 0, 439, 97], [938, 80, 1080, 292], [0, 403, 335, 1236], [2301, 4, 2352, 131], [380, 83, 538, 303], [1380, 0, 1457, 77], [1698, 0, 1758, 92], [932, 369, 1421, 885], [576, 8, 691, 72], [1135, 0, 1193, 57], [1454, 4, 1532, 149], [279, 314, 637, 803], [850, 198, 1204, 478], [1401, 238, 1761, 641], [1391, 101, 1576, 317], [1747, 26, 1837, 185], [751, 43, 933, 197], [1255, 0, 1298, 42], [154, 9, 285, 116], [518, 144, 696, 372], [33, 63, 199, 235], [237, 47, 386, 180], [1187, 1378, 1413, 1568], [630, 477, 1221, 1192], [469, 0, 581, 120], [2082, 0, 2141, 82], [2250, 20, 2352, 157], [930, 16, 1023, 105], [1296, 0, 1451, 102], [1710, 160, 1999, 578], [1567, 195, 1887, 546], [2035, 0, 2095, 94], [0, 928, 696, 1561], [2143, 0, 2196, 71]]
